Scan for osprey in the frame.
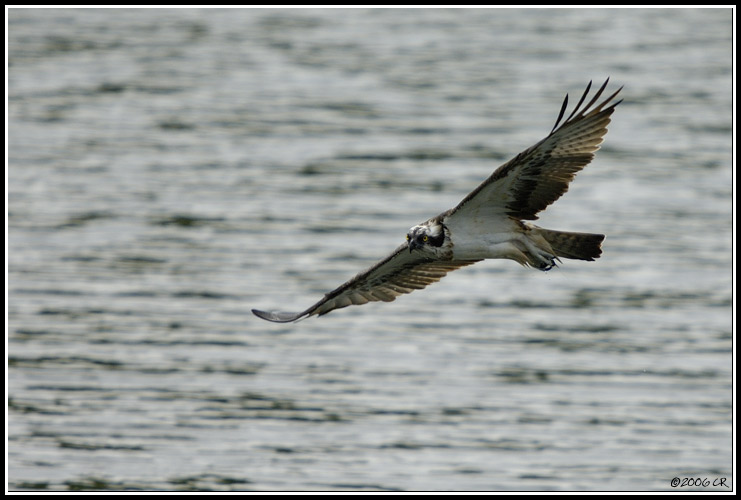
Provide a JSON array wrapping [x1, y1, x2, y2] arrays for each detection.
[[253, 79, 621, 323]]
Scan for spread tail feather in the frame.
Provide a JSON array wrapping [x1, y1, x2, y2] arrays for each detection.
[[535, 228, 605, 261]]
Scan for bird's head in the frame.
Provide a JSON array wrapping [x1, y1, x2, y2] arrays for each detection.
[[406, 220, 447, 255]]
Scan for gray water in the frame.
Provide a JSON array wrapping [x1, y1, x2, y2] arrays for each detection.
[[7, 8, 733, 492]]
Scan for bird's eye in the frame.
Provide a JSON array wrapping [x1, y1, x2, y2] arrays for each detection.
[[423, 235, 429, 242], [406, 234, 410, 241]]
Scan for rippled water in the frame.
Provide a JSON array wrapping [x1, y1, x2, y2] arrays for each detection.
[[8, 8, 733, 491]]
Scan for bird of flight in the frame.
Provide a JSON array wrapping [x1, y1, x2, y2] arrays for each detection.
[[253, 79, 622, 323]]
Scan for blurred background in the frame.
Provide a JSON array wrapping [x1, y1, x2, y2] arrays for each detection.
[[7, 7, 733, 491]]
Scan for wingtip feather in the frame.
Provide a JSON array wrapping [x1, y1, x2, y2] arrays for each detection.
[[252, 308, 307, 323]]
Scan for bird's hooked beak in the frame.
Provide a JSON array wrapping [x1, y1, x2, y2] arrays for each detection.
[[407, 237, 420, 253]]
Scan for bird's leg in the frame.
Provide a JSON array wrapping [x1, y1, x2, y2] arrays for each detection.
[[519, 235, 558, 271]]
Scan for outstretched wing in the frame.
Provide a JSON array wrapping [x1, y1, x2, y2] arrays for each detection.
[[447, 79, 622, 223], [252, 244, 480, 322]]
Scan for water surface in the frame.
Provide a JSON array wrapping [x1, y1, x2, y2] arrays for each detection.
[[8, 7, 733, 491]]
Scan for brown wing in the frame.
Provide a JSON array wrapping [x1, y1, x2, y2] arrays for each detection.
[[447, 79, 622, 223], [252, 244, 480, 322]]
